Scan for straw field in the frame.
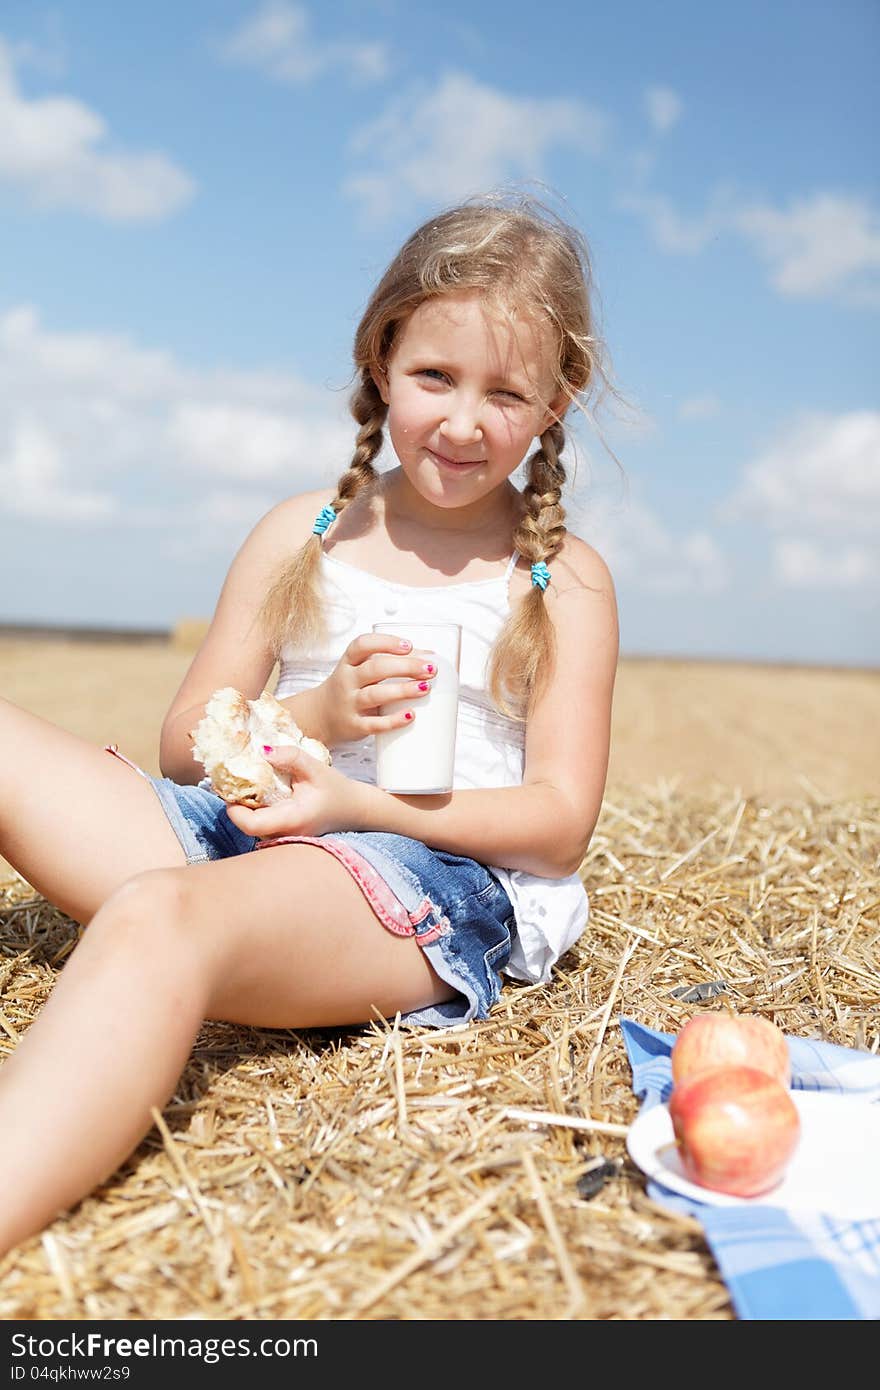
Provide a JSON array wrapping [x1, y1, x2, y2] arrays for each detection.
[[1, 635, 878, 1321]]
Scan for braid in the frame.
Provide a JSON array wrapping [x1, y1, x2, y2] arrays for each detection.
[[258, 372, 387, 654], [512, 421, 567, 565], [328, 373, 386, 514], [488, 422, 569, 718]]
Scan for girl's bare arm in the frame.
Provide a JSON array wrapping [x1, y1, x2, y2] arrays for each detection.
[[158, 492, 328, 782]]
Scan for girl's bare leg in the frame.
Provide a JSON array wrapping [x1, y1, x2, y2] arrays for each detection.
[[0, 844, 456, 1254], [0, 698, 186, 920]]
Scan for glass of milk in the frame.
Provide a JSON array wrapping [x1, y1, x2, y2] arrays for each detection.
[[371, 621, 461, 794]]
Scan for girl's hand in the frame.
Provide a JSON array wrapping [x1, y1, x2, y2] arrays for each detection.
[[309, 631, 438, 747], [225, 745, 370, 840]]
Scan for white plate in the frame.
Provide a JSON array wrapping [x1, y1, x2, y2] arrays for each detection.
[[626, 1090, 880, 1220]]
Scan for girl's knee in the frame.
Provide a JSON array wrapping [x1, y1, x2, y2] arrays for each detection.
[[90, 867, 197, 953]]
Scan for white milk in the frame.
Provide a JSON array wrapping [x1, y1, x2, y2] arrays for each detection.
[[372, 622, 461, 794]]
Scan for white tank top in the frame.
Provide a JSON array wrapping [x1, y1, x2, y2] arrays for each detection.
[[274, 549, 589, 983]]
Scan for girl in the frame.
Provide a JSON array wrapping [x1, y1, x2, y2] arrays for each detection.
[[0, 194, 619, 1255]]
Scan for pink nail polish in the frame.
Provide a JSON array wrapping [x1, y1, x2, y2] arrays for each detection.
[[262, 744, 274, 753], [418, 681, 429, 691], [404, 711, 414, 721], [425, 663, 435, 674]]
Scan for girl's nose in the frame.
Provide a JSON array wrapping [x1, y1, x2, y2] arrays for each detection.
[[439, 398, 483, 444]]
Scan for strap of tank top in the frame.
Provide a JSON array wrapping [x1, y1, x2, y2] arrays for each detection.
[[504, 550, 520, 582]]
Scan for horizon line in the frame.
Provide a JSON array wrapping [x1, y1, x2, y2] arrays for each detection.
[[0, 620, 876, 675]]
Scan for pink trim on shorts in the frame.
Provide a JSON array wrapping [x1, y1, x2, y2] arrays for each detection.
[[104, 744, 151, 778], [102, 749, 447, 949], [257, 834, 445, 945]]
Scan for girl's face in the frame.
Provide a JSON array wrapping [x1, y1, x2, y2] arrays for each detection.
[[375, 291, 564, 516]]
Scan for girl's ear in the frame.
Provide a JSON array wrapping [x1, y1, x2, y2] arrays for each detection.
[[371, 365, 390, 406], [539, 389, 569, 434]]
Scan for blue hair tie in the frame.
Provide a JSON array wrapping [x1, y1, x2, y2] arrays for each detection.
[[530, 560, 551, 592], [312, 504, 337, 536]]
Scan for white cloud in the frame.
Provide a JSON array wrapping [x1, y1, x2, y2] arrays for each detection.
[[6, 14, 67, 78], [0, 305, 181, 398], [644, 86, 682, 135], [726, 410, 880, 535], [0, 37, 195, 221], [0, 419, 116, 521], [0, 304, 355, 535], [574, 491, 731, 593], [616, 183, 736, 254], [734, 194, 880, 306], [722, 410, 880, 592], [345, 71, 608, 219], [168, 403, 352, 481], [678, 394, 722, 421], [218, 1, 389, 85], [774, 539, 879, 589], [620, 179, 880, 306]]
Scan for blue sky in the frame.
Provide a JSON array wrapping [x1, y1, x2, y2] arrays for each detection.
[[1, 0, 877, 665]]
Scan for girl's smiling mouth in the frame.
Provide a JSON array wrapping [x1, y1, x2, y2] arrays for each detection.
[[427, 447, 486, 468]]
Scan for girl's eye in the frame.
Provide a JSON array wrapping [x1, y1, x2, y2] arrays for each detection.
[[414, 370, 524, 401]]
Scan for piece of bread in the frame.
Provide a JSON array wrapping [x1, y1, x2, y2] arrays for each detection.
[[190, 687, 332, 808]]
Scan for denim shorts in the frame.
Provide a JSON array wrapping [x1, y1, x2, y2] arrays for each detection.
[[107, 749, 516, 1030]]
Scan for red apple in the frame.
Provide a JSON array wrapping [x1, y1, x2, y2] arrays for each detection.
[[671, 1012, 790, 1088], [669, 1065, 801, 1197]]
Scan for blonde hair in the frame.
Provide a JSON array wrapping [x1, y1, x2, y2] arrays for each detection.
[[261, 192, 615, 717]]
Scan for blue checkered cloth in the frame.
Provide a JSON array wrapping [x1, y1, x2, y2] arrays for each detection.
[[620, 1017, 880, 1320]]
